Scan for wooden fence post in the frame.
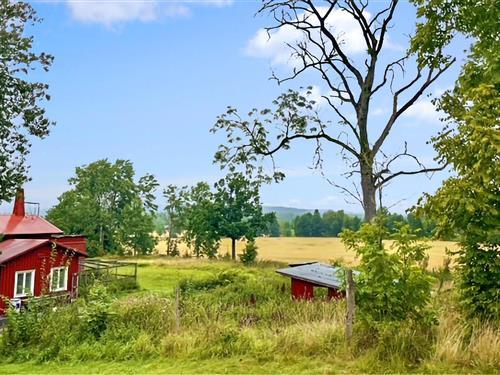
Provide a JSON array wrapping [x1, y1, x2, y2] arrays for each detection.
[[175, 287, 181, 332], [345, 269, 355, 343]]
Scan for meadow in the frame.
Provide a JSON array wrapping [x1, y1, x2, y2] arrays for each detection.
[[1, 257, 498, 374], [156, 237, 459, 269]]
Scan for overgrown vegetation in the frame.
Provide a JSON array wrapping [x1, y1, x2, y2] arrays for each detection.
[[0, 259, 497, 373]]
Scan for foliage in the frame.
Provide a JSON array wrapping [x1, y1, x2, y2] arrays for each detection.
[[412, 0, 500, 320], [80, 282, 112, 339], [341, 216, 434, 322], [239, 239, 258, 265], [166, 174, 271, 260], [213, 173, 273, 259], [265, 213, 281, 237], [288, 208, 433, 238], [0, 0, 54, 203], [180, 182, 220, 258], [152, 212, 168, 235], [163, 185, 187, 256], [0, 259, 499, 372], [47, 159, 158, 256]]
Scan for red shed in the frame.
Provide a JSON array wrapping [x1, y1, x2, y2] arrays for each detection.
[[276, 262, 346, 300], [0, 190, 87, 314]]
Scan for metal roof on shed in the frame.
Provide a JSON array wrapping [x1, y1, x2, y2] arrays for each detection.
[[276, 262, 346, 289], [0, 215, 63, 236]]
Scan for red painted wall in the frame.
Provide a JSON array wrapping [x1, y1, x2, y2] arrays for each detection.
[[328, 288, 344, 300], [291, 278, 315, 300], [0, 243, 83, 314]]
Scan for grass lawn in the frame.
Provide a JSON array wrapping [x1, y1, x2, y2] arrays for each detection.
[[0, 357, 476, 374], [135, 258, 241, 293]]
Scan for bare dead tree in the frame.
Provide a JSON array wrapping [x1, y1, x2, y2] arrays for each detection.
[[212, 0, 454, 221]]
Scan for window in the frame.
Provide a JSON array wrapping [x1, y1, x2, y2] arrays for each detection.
[[14, 270, 35, 298], [50, 267, 68, 292]]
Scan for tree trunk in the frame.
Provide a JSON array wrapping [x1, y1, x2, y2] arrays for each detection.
[[231, 238, 236, 260], [360, 159, 377, 222]]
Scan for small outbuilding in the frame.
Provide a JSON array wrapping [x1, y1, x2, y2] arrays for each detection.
[[0, 190, 88, 314], [276, 262, 345, 300]]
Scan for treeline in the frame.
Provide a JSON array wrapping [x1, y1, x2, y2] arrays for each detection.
[[278, 208, 436, 238]]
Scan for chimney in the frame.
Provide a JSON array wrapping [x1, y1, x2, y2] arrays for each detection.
[[13, 189, 26, 217]]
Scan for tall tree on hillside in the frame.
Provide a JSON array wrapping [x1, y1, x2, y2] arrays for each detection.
[[0, 0, 54, 203], [47, 159, 158, 256], [214, 173, 272, 260], [412, 0, 499, 319], [212, 0, 454, 221]]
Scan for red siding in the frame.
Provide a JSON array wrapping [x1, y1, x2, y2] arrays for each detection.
[[0, 243, 82, 314], [53, 236, 87, 254], [291, 278, 315, 300], [328, 288, 344, 300]]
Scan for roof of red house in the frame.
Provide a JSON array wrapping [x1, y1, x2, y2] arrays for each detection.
[[0, 215, 63, 236], [0, 238, 86, 265]]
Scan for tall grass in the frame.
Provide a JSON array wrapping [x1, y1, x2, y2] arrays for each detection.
[[0, 262, 497, 373]]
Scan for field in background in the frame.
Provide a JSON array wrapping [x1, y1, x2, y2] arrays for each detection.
[[155, 237, 458, 269]]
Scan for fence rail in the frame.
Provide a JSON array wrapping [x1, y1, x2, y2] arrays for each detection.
[[78, 259, 138, 295]]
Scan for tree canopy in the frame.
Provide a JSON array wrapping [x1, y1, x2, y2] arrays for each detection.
[[0, 0, 54, 203], [47, 159, 159, 256], [412, 0, 499, 319]]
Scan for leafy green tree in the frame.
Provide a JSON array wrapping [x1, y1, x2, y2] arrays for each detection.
[[265, 213, 281, 237], [322, 210, 346, 237], [294, 213, 313, 237], [47, 159, 158, 256], [153, 212, 168, 235], [280, 221, 293, 237], [310, 209, 325, 237], [343, 215, 362, 232], [342, 216, 433, 322], [163, 185, 188, 256], [214, 173, 272, 260], [0, 0, 54, 203], [181, 182, 220, 258], [412, 0, 499, 319]]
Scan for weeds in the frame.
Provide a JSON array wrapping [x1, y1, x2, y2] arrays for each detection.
[[0, 261, 498, 373]]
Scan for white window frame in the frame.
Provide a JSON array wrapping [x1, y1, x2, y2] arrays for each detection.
[[50, 266, 69, 292], [14, 270, 36, 298]]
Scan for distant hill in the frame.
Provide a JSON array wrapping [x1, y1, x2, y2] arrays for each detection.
[[263, 206, 362, 222]]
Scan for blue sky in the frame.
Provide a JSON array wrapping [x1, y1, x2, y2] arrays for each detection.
[[2, 0, 466, 215]]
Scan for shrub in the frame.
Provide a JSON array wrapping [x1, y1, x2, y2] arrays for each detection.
[[341, 216, 434, 323], [239, 239, 258, 265]]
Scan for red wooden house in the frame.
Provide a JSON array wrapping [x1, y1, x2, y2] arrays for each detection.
[[0, 190, 87, 314]]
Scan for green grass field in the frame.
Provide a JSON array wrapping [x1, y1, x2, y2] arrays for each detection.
[[1, 257, 497, 374]]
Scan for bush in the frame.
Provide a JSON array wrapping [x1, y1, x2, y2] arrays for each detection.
[[341, 216, 434, 322], [239, 239, 258, 265]]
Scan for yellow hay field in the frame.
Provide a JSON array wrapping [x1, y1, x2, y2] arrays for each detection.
[[156, 237, 458, 270]]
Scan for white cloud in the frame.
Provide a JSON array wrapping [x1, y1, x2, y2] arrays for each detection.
[[404, 100, 442, 123], [66, 0, 232, 27], [245, 8, 368, 66]]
